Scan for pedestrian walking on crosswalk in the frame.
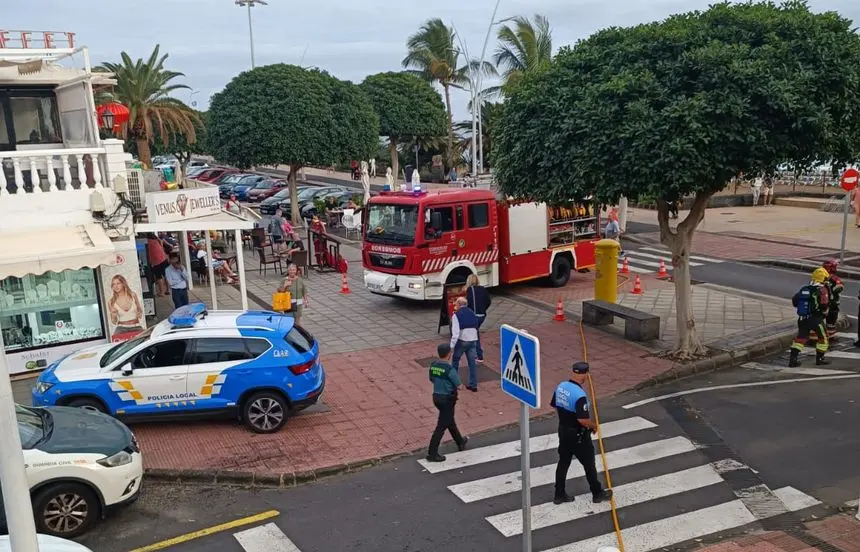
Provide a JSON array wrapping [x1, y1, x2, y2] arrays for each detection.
[[426, 343, 468, 462], [551, 362, 613, 505]]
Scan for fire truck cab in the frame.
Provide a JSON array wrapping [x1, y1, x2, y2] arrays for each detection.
[[362, 189, 600, 301]]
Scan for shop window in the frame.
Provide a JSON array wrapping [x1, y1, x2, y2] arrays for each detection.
[[0, 268, 104, 353], [9, 96, 62, 145]]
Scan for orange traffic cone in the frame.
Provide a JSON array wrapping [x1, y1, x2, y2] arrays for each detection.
[[632, 275, 643, 295], [621, 257, 630, 274], [656, 259, 669, 279], [553, 298, 566, 321], [339, 273, 351, 294]]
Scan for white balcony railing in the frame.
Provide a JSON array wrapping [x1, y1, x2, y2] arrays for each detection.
[[0, 147, 107, 195]]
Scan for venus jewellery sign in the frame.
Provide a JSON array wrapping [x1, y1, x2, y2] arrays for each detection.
[[145, 187, 222, 223]]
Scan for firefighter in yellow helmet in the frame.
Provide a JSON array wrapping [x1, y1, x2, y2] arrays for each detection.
[[789, 267, 830, 367]]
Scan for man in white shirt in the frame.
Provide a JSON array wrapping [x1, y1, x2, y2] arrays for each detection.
[[450, 296, 480, 392], [752, 176, 763, 206], [164, 254, 189, 308]]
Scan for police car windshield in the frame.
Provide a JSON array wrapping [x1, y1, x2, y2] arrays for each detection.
[[100, 327, 155, 368]]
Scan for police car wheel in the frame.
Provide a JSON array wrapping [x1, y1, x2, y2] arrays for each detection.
[[243, 392, 288, 433], [66, 397, 107, 413], [33, 482, 99, 538]]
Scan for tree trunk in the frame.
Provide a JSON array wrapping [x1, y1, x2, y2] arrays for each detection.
[[289, 163, 302, 227], [136, 139, 153, 169], [443, 83, 455, 171], [388, 138, 399, 185], [657, 192, 711, 359]]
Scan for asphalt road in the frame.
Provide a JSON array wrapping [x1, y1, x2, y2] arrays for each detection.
[[72, 352, 859, 552]]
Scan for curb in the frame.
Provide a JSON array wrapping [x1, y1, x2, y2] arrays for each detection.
[[633, 330, 797, 390], [747, 258, 860, 281], [144, 453, 409, 489]]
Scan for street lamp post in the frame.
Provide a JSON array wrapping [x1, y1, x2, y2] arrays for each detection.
[[0, 332, 40, 552], [101, 109, 115, 139], [235, 0, 267, 69], [475, 0, 502, 175]]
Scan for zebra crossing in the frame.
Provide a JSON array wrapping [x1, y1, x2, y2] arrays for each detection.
[[416, 415, 821, 552], [743, 332, 860, 376], [619, 246, 725, 274]]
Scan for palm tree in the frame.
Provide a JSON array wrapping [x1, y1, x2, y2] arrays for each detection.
[[455, 100, 502, 168], [402, 19, 469, 169], [97, 45, 198, 168], [493, 15, 553, 92]]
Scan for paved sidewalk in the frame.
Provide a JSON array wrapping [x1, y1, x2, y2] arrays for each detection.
[[628, 205, 848, 255], [504, 270, 795, 351], [128, 319, 672, 475], [695, 513, 860, 552]]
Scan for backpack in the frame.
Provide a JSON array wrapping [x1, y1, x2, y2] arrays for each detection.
[[795, 285, 814, 317]]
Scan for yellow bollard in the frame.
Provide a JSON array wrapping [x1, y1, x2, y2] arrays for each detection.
[[594, 239, 620, 303]]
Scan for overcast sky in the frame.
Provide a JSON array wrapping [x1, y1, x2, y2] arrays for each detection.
[[6, 0, 860, 122]]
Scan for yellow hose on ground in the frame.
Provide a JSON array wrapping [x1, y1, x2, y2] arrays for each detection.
[[580, 313, 626, 552]]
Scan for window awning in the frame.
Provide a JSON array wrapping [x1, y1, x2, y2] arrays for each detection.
[[134, 211, 257, 233], [0, 223, 120, 279]]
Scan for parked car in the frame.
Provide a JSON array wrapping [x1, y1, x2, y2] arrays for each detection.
[[0, 535, 93, 552], [300, 190, 355, 220], [279, 186, 348, 220], [218, 173, 253, 197], [232, 175, 272, 201], [185, 166, 209, 178], [246, 179, 287, 202], [194, 168, 234, 183], [0, 405, 142, 539], [31, 303, 326, 435], [258, 187, 310, 215]]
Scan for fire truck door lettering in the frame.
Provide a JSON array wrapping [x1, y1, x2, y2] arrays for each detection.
[[430, 246, 447, 256]]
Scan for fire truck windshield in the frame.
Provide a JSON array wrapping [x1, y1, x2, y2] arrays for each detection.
[[365, 203, 418, 245]]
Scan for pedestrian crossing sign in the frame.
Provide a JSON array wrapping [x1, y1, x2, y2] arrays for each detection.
[[499, 324, 540, 408]]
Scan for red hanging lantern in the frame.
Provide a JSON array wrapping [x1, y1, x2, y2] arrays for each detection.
[[97, 102, 130, 132]]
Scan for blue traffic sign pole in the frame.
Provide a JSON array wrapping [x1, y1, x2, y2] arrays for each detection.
[[500, 324, 541, 552]]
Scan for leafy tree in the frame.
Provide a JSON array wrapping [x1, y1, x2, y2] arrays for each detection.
[[360, 72, 447, 180], [402, 18, 469, 170], [97, 45, 197, 169], [493, 1, 860, 357], [492, 15, 553, 94], [127, 111, 208, 179], [208, 64, 379, 223]]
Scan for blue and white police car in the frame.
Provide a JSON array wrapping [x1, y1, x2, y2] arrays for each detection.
[[32, 304, 325, 434]]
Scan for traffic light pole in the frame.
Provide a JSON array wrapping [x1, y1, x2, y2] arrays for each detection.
[[0, 333, 40, 551]]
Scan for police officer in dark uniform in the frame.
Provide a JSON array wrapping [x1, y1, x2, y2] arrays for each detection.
[[426, 343, 468, 462], [551, 361, 613, 505]]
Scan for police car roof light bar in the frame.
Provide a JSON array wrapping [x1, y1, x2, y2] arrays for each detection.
[[168, 303, 208, 328]]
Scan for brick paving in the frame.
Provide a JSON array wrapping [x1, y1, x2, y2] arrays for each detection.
[[695, 514, 860, 552], [164, 241, 549, 355], [130, 319, 672, 474]]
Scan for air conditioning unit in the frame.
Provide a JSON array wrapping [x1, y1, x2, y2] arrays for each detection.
[[125, 168, 146, 211]]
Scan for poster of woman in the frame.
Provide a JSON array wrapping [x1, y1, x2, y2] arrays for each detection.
[[101, 252, 148, 343]]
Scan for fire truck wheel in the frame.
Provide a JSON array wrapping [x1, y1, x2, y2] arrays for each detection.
[[446, 268, 472, 286], [549, 255, 572, 287]]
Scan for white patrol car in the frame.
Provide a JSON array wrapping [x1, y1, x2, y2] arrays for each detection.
[[32, 303, 326, 434], [1, 404, 143, 539]]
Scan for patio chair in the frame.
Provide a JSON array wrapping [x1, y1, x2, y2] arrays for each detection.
[[289, 250, 309, 277], [342, 211, 362, 240], [256, 246, 283, 278]]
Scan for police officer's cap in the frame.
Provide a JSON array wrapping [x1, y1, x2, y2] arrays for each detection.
[[437, 343, 451, 357], [571, 361, 590, 374]]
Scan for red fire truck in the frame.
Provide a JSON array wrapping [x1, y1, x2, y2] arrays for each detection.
[[361, 189, 601, 300]]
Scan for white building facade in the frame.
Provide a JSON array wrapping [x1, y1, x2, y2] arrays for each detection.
[[0, 30, 146, 375]]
